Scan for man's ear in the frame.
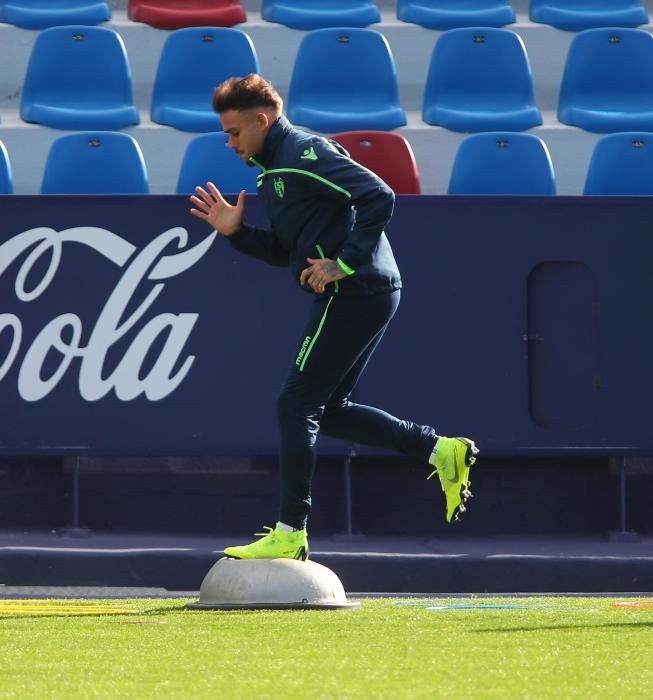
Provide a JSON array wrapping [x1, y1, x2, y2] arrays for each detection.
[[256, 111, 270, 131]]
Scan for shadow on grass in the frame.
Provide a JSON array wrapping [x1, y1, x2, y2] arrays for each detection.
[[145, 604, 274, 616], [475, 621, 653, 633]]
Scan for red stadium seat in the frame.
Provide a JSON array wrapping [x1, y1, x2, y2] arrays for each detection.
[[331, 130, 421, 194], [128, 0, 246, 29]]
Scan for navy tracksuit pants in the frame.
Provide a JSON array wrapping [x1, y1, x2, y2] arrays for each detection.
[[277, 289, 439, 529]]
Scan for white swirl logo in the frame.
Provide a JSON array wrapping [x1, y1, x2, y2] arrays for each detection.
[[0, 226, 217, 402]]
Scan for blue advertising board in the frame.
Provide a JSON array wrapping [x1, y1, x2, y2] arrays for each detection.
[[0, 195, 651, 455]]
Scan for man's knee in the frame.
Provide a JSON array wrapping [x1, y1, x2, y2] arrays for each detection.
[[276, 388, 323, 425], [324, 395, 351, 416], [276, 390, 298, 422]]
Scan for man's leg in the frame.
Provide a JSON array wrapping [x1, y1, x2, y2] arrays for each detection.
[[223, 290, 478, 560], [320, 329, 438, 462], [276, 291, 404, 530], [224, 291, 402, 560], [319, 295, 479, 524]]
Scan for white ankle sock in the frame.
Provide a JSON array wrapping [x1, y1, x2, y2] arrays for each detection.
[[428, 438, 440, 466], [277, 521, 297, 533]]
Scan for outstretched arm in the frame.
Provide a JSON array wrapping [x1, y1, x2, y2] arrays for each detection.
[[190, 181, 289, 267], [190, 182, 245, 236]]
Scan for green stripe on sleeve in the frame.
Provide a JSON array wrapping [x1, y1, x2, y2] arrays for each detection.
[[336, 258, 355, 276], [265, 168, 352, 199]]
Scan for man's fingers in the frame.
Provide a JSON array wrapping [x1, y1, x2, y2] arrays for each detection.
[[301, 269, 322, 289], [300, 261, 319, 285], [207, 181, 228, 206], [308, 271, 327, 292], [190, 195, 210, 213], [299, 267, 312, 286], [301, 261, 330, 292], [189, 208, 209, 221], [194, 186, 215, 207]]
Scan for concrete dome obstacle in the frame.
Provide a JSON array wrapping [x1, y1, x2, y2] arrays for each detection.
[[187, 557, 360, 610]]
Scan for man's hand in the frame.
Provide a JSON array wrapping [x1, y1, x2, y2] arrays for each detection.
[[190, 182, 246, 236], [300, 257, 347, 293]]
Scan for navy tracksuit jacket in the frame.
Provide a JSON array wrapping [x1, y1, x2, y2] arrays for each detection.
[[227, 116, 437, 528]]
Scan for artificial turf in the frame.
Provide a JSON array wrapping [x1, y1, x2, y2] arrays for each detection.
[[1, 597, 652, 699]]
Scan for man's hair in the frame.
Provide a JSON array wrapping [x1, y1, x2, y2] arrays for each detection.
[[212, 74, 283, 114]]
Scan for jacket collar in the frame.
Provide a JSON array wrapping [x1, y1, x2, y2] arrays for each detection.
[[251, 115, 292, 169]]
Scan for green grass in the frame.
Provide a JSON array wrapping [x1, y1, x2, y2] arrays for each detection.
[[1, 597, 653, 699]]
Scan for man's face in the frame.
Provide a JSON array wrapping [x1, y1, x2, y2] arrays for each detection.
[[220, 109, 269, 164]]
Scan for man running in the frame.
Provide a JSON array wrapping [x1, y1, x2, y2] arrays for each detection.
[[190, 74, 478, 561]]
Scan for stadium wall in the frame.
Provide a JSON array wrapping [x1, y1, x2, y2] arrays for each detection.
[[0, 194, 652, 537], [2, 3, 653, 540]]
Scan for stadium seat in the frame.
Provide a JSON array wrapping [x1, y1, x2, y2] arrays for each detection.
[[41, 132, 149, 194], [0, 0, 111, 29], [331, 131, 421, 193], [151, 27, 259, 132], [176, 132, 259, 194], [397, 0, 516, 30], [530, 0, 648, 31], [558, 28, 653, 133], [584, 132, 653, 195], [448, 132, 556, 194], [128, 0, 246, 29], [0, 141, 13, 194], [287, 28, 406, 133], [20, 26, 139, 130], [422, 28, 542, 132], [262, 0, 380, 29]]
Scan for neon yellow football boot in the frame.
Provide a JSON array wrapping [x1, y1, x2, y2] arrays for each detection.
[[224, 523, 309, 561], [428, 437, 479, 523]]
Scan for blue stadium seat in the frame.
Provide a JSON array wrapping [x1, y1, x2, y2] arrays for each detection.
[[151, 27, 259, 133], [584, 132, 653, 195], [41, 132, 149, 194], [20, 26, 139, 130], [530, 0, 648, 31], [558, 28, 653, 133], [397, 0, 515, 30], [0, 1, 110, 29], [448, 132, 556, 194], [176, 132, 259, 194], [287, 28, 406, 132], [262, 0, 380, 29], [0, 141, 13, 194], [423, 28, 542, 132]]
